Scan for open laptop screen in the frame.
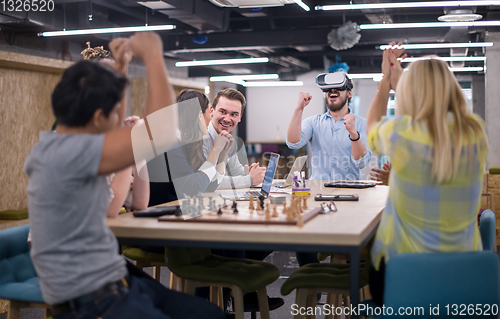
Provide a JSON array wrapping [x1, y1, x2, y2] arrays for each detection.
[[261, 153, 279, 195]]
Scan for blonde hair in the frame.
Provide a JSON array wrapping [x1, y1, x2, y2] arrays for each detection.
[[395, 57, 487, 183]]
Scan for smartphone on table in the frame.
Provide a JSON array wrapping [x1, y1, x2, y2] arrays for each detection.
[[314, 194, 359, 201]]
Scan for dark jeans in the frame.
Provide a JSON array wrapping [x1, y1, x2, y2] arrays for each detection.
[[368, 258, 386, 306], [54, 263, 224, 319], [295, 251, 320, 267]]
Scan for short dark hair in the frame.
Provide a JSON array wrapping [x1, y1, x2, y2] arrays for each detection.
[[346, 75, 353, 91], [51, 60, 128, 127], [212, 88, 246, 114]]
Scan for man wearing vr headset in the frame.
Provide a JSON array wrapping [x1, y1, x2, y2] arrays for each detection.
[[286, 71, 372, 180]]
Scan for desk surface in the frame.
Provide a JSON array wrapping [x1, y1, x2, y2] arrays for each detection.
[[108, 182, 389, 247]]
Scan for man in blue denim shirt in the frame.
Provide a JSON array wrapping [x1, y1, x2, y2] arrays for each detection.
[[286, 73, 371, 180]]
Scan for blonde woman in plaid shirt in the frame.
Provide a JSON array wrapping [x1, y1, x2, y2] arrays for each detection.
[[366, 42, 489, 305]]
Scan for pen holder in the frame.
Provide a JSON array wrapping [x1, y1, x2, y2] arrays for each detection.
[[292, 187, 311, 197]]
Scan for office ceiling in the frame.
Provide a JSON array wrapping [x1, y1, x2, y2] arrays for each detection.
[[1, 0, 498, 78]]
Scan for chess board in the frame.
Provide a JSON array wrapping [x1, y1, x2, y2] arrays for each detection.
[[158, 196, 321, 226]]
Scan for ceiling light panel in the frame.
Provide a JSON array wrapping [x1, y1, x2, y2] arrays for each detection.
[[379, 42, 494, 50], [360, 21, 500, 30], [175, 57, 269, 67], [210, 74, 279, 82], [243, 81, 303, 87], [38, 25, 175, 37], [316, 1, 500, 11], [401, 56, 486, 62]]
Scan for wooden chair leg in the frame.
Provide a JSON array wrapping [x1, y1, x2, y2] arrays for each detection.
[[153, 266, 161, 281], [210, 286, 219, 305], [306, 293, 316, 319], [325, 293, 334, 319], [256, 286, 270, 319], [295, 288, 308, 319], [333, 294, 342, 319], [44, 307, 52, 319], [169, 272, 176, 290], [345, 295, 351, 319], [7, 300, 21, 319], [217, 286, 224, 309], [231, 286, 245, 319], [184, 280, 197, 295], [179, 278, 186, 292], [362, 285, 371, 301]]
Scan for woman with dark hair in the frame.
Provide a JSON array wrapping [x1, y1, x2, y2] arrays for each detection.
[[148, 89, 232, 206]]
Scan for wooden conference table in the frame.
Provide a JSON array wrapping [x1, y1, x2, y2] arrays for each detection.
[[107, 181, 389, 318]]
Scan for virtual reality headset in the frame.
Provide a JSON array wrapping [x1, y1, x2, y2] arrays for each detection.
[[316, 72, 353, 92]]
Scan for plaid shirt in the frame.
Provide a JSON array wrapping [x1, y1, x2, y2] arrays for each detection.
[[368, 115, 488, 270]]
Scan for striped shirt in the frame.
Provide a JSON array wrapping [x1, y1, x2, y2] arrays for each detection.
[[368, 115, 488, 270]]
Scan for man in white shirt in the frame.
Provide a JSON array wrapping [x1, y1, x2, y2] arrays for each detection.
[[203, 88, 266, 189]]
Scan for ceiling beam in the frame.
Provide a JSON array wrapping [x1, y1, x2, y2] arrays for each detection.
[[164, 27, 454, 52]]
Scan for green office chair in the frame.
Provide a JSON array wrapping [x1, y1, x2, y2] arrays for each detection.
[[121, 245, 181, 290], [166, 247, 280, 319], [281, 241, 373, 319]]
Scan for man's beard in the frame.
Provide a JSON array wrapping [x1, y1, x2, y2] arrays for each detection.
[[325, 94, 348, 113]]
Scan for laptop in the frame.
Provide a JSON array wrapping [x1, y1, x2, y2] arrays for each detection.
[[272, 155, 308, 188], [220, 152, 280, 201]]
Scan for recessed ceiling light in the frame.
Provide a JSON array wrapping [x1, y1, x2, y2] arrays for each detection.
[[138, 1, 175, 10], [438, 9, 483, 22]]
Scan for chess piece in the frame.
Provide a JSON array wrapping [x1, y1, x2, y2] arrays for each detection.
[[223, 198, 227, 207], [272, 205, 278, 218], [286, 207, 293, 221], [259, 195, 265, 210], [282, 202, 287, 215], [303, 198, 308, 210], [217, 205, 223, 215], [175, 209, 183, 217], [297, 211, 304, 228], [294, 199, 300, 218], [265, 203, 271, 220], [232, 201, 238, 214], [249, 194, 254, 210]]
